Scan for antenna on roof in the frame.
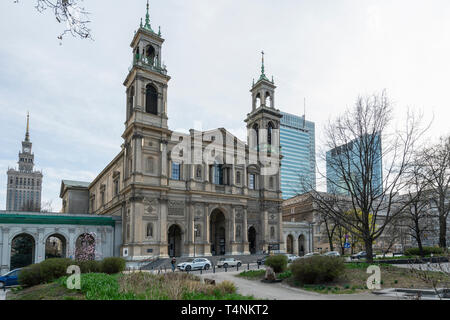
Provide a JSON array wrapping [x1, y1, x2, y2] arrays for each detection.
[[303, 97, 306, 129]]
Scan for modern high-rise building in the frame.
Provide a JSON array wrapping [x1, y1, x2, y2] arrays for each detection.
[[6, 114, 43, 211], [280, 112, 316, 200], [326, 133, 383, 196]]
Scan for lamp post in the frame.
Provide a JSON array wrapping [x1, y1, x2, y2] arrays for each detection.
[[193, 226, 197, 258]]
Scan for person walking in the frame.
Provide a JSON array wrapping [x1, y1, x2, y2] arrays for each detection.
[[171, 257, 176, 272]]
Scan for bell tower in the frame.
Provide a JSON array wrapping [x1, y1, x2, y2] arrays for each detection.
[[245, 51, 282, 153], [124, 0, 171, 130]]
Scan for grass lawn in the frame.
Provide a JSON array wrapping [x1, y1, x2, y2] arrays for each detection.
[[237, 262, 450, 295], [8, 272, 255, 300]]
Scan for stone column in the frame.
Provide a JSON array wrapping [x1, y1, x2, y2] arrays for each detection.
[[243, 208, 249, 254], [204, 205, 211, 256], [188, 202, 194, 257], [229, 207, 237, 255], [134, 134, 143, 174], [293, 234, 299, 256], [278, 209, 284, 252], [1, 228, 9, 274], [36, 228, 45, 264], [160, 140, 168, 179], [159, 197, 169, 258]]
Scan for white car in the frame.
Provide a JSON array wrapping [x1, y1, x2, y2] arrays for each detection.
[[302, 252, 321, 258], [285, 254, 300, 262], [177, 258, 211, 271], [216, 258, 242, 268], [323, 251, 341, 257]]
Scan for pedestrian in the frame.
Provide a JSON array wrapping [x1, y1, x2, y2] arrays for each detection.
[[171, 257, 176, 272]]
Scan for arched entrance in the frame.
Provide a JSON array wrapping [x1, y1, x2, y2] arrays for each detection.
[[286, 235, 294, 254], [75, 233, 96, 261], [298, 235, 306, 256], [168, 224, 182, 257], [10, 233, 35, 270], [210, 209, 226, 256], [45, 234, 67, 259], [248, 226, 257, 254]]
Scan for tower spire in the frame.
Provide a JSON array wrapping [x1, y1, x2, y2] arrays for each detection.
[[25, 112, 30, 142], [144, 0, 153, 31], [258, 50, 269, 81]]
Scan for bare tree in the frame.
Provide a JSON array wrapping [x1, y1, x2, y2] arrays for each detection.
[[419, 136, 450, 249], [14, 0, 92, 41], [40, 200, 54, 213], [402, 162, 434, 257], [308, 91, 427, 262]]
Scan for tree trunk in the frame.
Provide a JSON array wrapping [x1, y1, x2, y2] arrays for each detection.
[[365, 239, 374, 263], [417, 237, 424, 257], [439, 215, 447, 248]]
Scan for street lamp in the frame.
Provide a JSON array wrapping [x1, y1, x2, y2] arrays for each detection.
[[193, 226, 197, 258]]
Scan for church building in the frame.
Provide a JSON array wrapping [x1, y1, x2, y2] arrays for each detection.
[[61, 3, 285, 260]]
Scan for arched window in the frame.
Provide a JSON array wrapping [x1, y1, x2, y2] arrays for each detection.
[[128, 86, 134, 119], [269, 176, 274, 189], [145, 84, 158, 115], [145, 45, 156, 65], [146, 223, 153, 238], [252, 124, 259, 151], [265, 92, 272, 107], [267, 122, 274, 145], [255, 93, 261, 108]]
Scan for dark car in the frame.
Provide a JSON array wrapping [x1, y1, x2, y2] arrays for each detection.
[[257, 255, 269, 266], [0, 269, 21, 289], [351, 251, 376, 260]]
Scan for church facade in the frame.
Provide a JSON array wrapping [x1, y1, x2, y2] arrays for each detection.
[[61, 4, 285, 260]]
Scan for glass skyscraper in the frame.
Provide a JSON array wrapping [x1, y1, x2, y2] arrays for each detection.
[[280, 111, 316, 200], [326, 133, 383, 196]]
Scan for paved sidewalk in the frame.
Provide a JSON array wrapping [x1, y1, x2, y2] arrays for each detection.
[[0, 289, 8, 301], [199, 270, 397, 300]]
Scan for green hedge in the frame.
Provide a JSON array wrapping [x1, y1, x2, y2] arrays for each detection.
[[404, 247, 445, 256], [290, 256, 345, 284], [101, 257, 126, 275], [18, 257, 127, 287], [265, 254, 288, 273]]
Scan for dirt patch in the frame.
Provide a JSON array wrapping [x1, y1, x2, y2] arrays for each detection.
[[7, 282, 85, 300]]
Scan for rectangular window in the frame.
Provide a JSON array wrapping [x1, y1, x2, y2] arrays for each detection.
[[114, 179, 120, 196], [249, 174, 255, 190], [172, 162, 181, 180]]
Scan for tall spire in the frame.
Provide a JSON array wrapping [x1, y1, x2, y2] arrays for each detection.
[[258, 50, 269, 81], [144, 0, 153, 31], [25, 112, 30, 142]]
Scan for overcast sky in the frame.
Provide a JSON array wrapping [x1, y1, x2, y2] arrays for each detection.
[[0, 0, 449, 211]]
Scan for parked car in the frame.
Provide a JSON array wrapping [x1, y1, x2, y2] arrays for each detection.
[[177, 258, 211, 271], [302, 252, 320, 258], [351, 251, 376, 260], [323, 251, 341, 257], [216, 258, 242, 268], [0, 268, 21, 289], [257, 255, 269, 265], [285, 254, 300, 262]]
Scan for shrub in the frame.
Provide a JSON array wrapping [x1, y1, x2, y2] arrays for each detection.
[[290, 256, 345, 284], [265, 254, 288, 273], [18, 264, 42, 287], [216, 280, 236, 295], [404, 247, 444, 256], [77, 260, 102, 274], [277, 270, 292, 280], [39, 258, 73, 283], [100, 257, 126, 274]]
